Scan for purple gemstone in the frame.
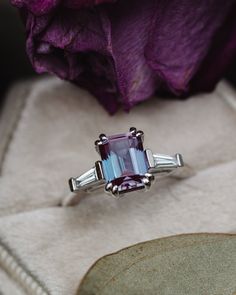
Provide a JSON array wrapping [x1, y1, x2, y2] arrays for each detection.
[[98, 132, 149, 194]]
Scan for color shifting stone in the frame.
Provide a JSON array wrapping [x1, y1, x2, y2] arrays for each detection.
[[98, 132, 149, 194]]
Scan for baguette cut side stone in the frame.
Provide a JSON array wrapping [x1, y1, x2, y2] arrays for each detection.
[[98, 132, 149, 194]]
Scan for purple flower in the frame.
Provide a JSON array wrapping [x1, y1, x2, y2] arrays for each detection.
[[12, 0, 236, 114]]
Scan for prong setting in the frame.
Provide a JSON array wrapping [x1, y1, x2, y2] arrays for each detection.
[[99, 133, 108, 142], [95, 134, 108, 153], [142, 177, 152, 191], [69, 129, 186, 199], [145, 172, 155, 182], [105, 182, 113, 192], [129, 127, 137, 135], [105, 182, 120, 198], [129, 127, 144, 141], [112, 185, 119, 196], [94, 139, 102, 146], [136, 130, 144, 137], [141, 173, 155, 191]]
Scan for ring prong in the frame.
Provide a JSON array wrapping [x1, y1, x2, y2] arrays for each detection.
[[99, 133, 108, 142], [111, 185, 119, 198], [142, 177, 151, 190], [136, 130, 144, 141], [95, 134, 107, 153], [145, 173, 155, 182], [142, 173, 154, 191], [105, 182, 113, 192], [94, 139, 102, 146], [129, 127, 137, 135], [105, 183, 120, 198], [94, 139, 102, 153]]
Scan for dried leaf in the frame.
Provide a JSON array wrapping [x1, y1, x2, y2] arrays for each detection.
[[77, 233, 236, 295]]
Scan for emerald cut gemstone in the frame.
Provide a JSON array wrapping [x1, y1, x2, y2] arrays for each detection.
[[98, 132, 149, 194]]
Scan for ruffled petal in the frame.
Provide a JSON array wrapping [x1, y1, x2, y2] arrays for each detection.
[[11, 0, 236, 113], [145, 0, 236, 94], [11, 0, 116, 15]]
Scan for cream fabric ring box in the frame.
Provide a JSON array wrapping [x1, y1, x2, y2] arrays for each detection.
[[0, 77, 236, 294]]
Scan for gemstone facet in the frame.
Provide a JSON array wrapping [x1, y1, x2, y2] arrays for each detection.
[[98, 132, 149, 195]]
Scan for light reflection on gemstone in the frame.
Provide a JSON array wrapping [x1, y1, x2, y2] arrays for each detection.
[[98, 132, 149, 194]]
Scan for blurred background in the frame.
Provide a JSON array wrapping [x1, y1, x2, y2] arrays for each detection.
[[0, 0, 236, 107], [0, 1, 35, 108]]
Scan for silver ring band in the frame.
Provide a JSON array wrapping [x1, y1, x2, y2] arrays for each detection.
[[68, 127, 191, 199]]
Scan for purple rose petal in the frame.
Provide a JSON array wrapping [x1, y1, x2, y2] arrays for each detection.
[[11, 0, 115, 15], [191, 2, 236, 92], [11, 0, 236, 113], [145, 0, 235, 94]]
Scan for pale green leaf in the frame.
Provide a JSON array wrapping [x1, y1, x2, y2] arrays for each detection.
[[77, 233, 236, 295]]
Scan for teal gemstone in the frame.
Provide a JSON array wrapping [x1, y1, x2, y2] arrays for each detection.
[[98, 132, 149, 194]]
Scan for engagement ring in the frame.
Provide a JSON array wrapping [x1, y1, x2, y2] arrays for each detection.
[[68, 127, 185, 198]]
